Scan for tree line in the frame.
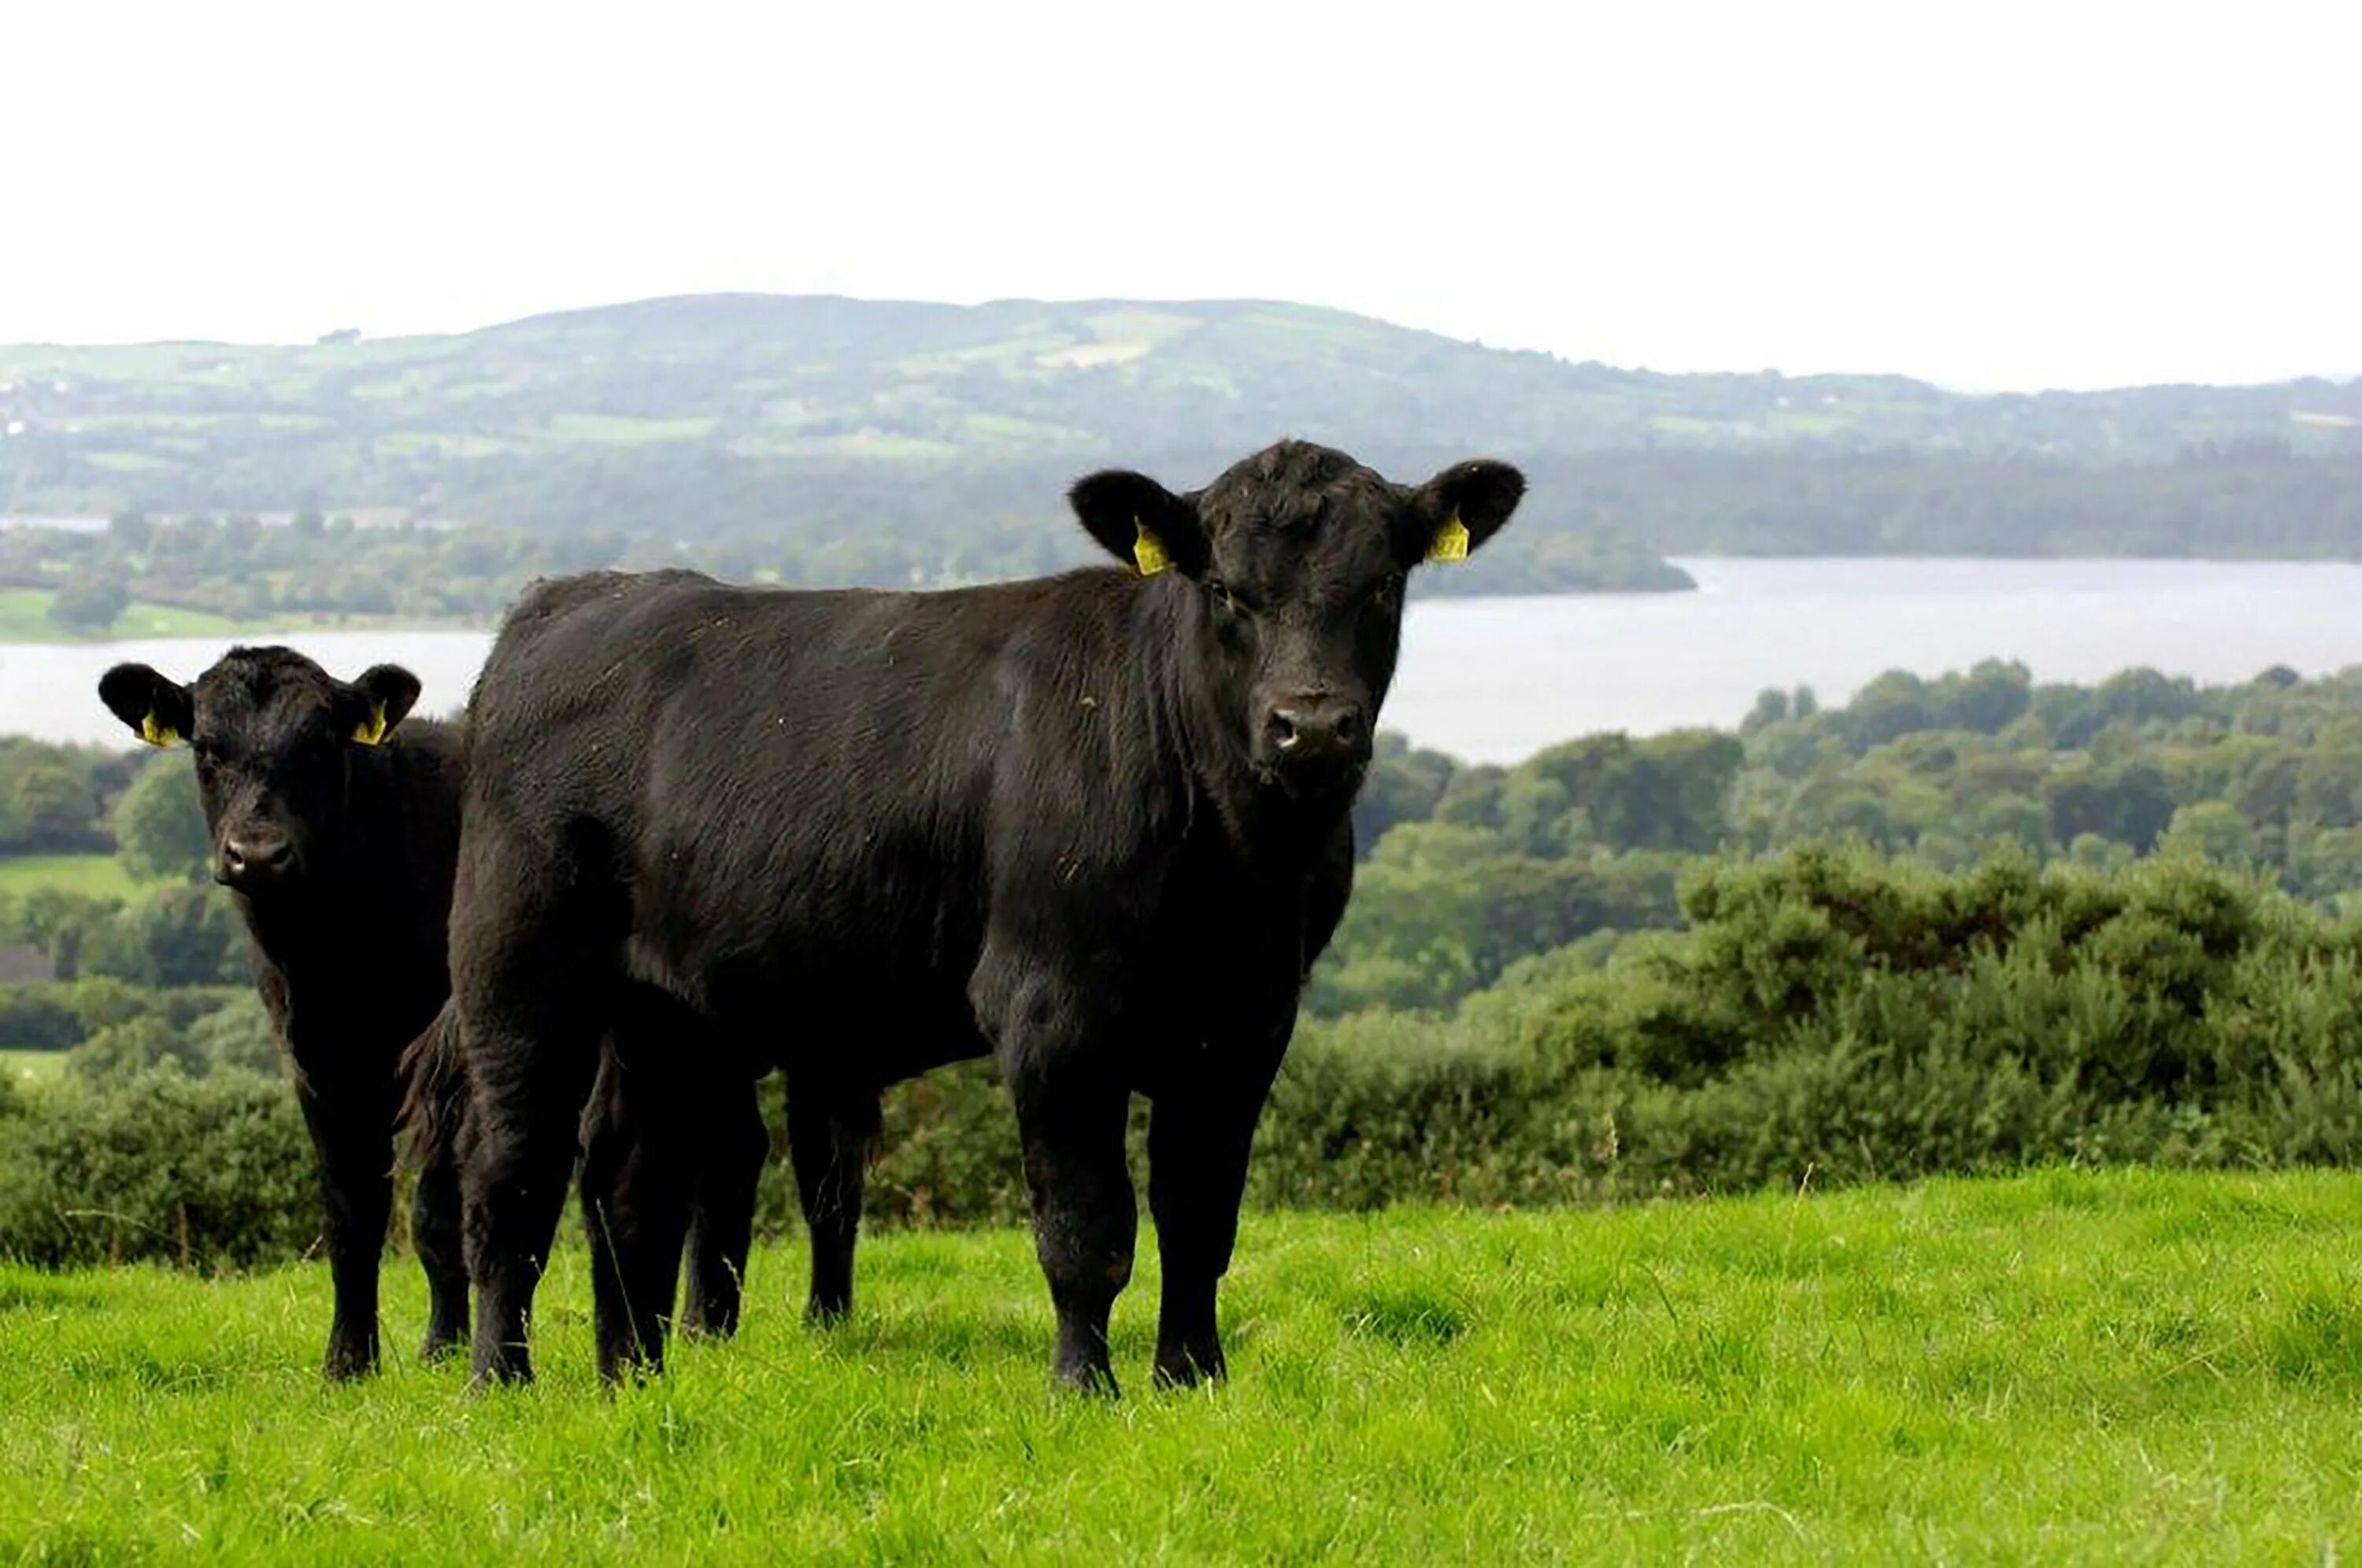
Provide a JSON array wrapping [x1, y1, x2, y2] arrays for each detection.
[[9, 658, 2362, 1267]]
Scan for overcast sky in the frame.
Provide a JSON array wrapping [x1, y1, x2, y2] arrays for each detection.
[[2, 0, 2352, 390]]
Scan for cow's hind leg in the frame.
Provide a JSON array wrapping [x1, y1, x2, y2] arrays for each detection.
[[411, 1130, 470, 1361], [681, 1074, 770, 1339], [579, 1047, 698, 1382], [787, 1080, 879, 1326]]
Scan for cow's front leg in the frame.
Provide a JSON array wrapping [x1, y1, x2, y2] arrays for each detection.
[[985, 965, 1135, 1396], [1148, 1030, 1287, 1389], [293, 1073, 395, 1381]]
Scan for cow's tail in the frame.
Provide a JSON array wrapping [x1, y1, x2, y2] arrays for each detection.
[[396, 1000, 471, 1175]]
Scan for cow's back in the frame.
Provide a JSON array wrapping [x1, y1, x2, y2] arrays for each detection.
[[461, 567, 1198, 1056]]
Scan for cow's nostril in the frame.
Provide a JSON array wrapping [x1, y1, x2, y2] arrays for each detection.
[[1335, 711, 1361, 745], [1268, 712, 1301, 750]]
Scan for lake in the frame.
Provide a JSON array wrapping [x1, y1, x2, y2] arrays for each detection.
[[6, 557, 2360, 763]]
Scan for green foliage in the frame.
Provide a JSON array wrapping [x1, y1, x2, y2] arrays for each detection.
[[0, 738, 127, 854], [0, 978, 242, 1055], [112, 749, 212, 883], [0, 1066, 314, 1270], [65, 1015, 207, 1081], [44, 571, 129, 632], [185, 993, 277, 1075], [1306, 824, 1686, 1017], [13, 660, 2362, 1271], [76, 884, 247, 987], [13, 849, 2360, 1263]]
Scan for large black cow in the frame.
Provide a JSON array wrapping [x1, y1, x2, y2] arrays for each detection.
[[452, 439, 1523, 1392], [96, 649, 768, 1378]]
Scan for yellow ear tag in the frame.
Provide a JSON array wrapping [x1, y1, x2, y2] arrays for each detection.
[[351, 700, 389, 746], [138, 711, 180, 748], [1132, 520, 1172, 577], [1424, 511, 1472, 564]]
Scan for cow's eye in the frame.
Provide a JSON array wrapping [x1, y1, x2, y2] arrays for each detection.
[[1205, 577, 1244, 616]]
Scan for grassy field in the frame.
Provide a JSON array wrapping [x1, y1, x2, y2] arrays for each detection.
[[0, 586, 262, 642], [0, 1048, 65, 1082], [0, 851, 149, 899], [2, 1168, 2358, 1562]]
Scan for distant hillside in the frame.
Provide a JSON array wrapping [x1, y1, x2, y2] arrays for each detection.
[[3, 294, 2361, 587]]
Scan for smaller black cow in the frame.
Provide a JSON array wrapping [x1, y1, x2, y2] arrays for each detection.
[[449, 439, 1523, 1392], [100, 650, 468, 1377], [96, 649, 768, 1378]]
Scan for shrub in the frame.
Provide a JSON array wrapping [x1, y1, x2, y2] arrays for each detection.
[[0, 1067, 316, 1270], [7, 847, 2361, 1275]]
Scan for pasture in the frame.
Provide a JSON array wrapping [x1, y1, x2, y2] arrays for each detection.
[[4, 1168, 2356, 1562], [0, 1048, 65, 1083], [0, 587, 255, 642], [0, 851, 149, 900]]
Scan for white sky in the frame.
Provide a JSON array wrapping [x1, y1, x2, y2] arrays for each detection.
[[2, 0, 2353, 391]]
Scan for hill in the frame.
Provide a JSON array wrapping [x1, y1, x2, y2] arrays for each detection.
[[5, 295, 2362, 588]]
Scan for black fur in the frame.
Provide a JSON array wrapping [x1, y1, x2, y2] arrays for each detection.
[[449, 440, 1524, 1391], [98, 648, 468, 1378], [96, 648, 766, 1379]]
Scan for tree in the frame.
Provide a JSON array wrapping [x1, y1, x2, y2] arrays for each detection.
[[114, 753, 213, 883], [46, 573, 129, 634], [2159, 802, 2255, 864], [67, 1015, 205, 1081], [189, 994, 278, 1074], [106, 509, 154, 551], [2, 756, 100, 852], [89, 887, 247, 988]]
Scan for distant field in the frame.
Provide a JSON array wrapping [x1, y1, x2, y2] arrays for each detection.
[[0, 1048, 65, 1082], [0, 587, 256, 642], [0, 587, 435, 644], [0, 852, 148, 899], [2, 1169, 2357, 1562]]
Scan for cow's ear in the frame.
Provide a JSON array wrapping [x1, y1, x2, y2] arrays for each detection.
[[98, 664, 193, 748], [339, 664, 422, 747], [1068, 469, 1210, 579], [1400, 459, 1526, 568]]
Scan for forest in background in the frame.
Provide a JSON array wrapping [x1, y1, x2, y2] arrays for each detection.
[[9, 656, 2362, 1259]]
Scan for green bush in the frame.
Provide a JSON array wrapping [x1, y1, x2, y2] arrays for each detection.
[[65, 1016, 208, 1081], [187, 993, 277, 1075], [0, 1067, 316, 1270], [8, 847, 2362, 1275], [0, 985, 85, 1050]]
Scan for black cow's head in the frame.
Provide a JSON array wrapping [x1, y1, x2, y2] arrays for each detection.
[[1071, 440, 1523, 803], [96, 649, 422, 893]]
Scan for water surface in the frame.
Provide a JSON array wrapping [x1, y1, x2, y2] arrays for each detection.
[[8, 557, 2358, 763]]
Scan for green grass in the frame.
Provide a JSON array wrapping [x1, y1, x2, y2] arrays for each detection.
[[0, 586, 261, 642], [0, 852, 147, 899], [0, 587, 428, 643], [2, 1169, 2359, 1561], [0, 1047, 65, 1082], [542, 412, 716, 445]]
